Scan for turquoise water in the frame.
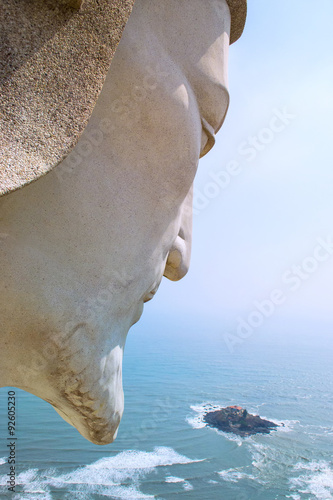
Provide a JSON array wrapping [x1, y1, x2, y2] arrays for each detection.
[[0, 316, 332, 499]]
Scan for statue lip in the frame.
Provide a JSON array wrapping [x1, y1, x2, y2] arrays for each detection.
[[200, 118, 216, 158], [143, 288, 157, 302], [142, 278, 162, 303]]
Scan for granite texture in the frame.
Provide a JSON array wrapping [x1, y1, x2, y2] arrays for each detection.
[[0, 0, 246, 196], [227, 0, 247, 44], [0, 0, 135, 195]]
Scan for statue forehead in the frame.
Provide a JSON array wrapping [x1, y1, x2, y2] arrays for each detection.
[[0, 0, 246, 197]]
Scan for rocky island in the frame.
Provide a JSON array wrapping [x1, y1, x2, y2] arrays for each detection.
[[204, 406, 279, 437]]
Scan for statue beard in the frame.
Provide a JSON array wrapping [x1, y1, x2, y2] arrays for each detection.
[[19, 321, 129, 445]]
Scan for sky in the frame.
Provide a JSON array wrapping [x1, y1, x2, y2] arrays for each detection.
[[140, 0, 333, 337]]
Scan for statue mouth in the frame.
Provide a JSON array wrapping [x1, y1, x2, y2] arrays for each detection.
[[143, 285, 159, 303]]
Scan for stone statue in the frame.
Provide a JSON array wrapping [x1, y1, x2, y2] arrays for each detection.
[[0, 0, 246, 444]]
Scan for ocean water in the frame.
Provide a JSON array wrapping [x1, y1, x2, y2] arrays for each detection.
[[0, 316, 332, 499]]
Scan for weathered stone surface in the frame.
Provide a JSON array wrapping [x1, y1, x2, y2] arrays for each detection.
[[0, 0, 136, 195], [0, 0, 246, 444]]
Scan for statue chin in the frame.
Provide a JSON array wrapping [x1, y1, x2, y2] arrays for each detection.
[[14, 320, 131, 445], [50, 342, 125, 445]]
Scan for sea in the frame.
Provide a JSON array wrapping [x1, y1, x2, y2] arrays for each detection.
[[0, 314, 332, 499]]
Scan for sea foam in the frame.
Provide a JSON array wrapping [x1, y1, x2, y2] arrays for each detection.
[[289, 460, 333, 500], [218, 467, 258, 483], [0, 447, 201, 499], [165, 476, 193, 490], [186, 402, 223, 430], [186, 402, 270, 446]]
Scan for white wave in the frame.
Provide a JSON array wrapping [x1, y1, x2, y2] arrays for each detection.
[[13, 492, 54, 500], [293, 460, 333, 473], [250, 441, 286, 479], [186, 402, 223, 430], [289, 460, 333, 500], [187, 402, 287, 443], [165, 476, 184, 483], [265, 418, 299, 433], [251, 442, 270, 470], [219, 432, 244, 446], [250, 442, 284, 476], [0, 458, 6, 466], [218, 468, 257, 483], [165, 476, 193, 491], [298, 423, 333, 436], [186, 402, 246, 445], [0, 447, 202, 499], [183, 481, 193, 491]]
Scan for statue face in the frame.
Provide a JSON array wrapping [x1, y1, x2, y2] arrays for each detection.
[[0, 0, 230, 444]]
